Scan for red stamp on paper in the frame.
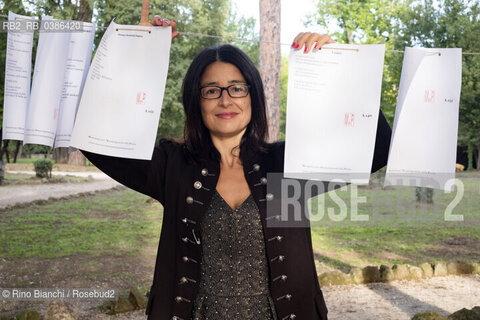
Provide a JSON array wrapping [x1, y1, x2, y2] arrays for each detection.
[[344, 113, 355, 127], [424, 90, 435, 103], [136, 92, 146, 105]]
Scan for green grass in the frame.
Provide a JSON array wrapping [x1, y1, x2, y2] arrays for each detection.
[[309, 172, 480, 271], [0, 189, 163, 259], [311, 225, 480, 271]]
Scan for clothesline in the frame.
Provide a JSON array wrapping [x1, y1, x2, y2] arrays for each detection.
[[1, 14, 480, 55]]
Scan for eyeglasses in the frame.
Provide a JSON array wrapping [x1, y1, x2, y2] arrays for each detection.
[[200, 84, 250, 99]]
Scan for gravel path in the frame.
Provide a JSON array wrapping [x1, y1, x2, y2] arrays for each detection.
[[1, 171, 478, 319], [0, 171, 120, 209]]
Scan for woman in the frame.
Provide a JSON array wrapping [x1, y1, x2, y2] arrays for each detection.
[[82, 16, 392, 320]]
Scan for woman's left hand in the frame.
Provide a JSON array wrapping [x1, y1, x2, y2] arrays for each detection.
[[291, 32, 335, 53]]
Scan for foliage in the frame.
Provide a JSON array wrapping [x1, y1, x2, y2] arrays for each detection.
[[22, 144, 51, 157], [33, 159, 53, 178], [1, 140, 21, 161]]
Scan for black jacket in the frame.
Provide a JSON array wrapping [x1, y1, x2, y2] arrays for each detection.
[[81, 111, 391, 320]]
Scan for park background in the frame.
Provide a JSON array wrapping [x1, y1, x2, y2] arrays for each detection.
[[0, 0, 479, 319]]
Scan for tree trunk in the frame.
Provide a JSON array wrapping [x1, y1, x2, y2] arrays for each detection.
[[55, 147, 69, 164], [68, 150, 87, 166], [259, 0, 281, 142], [476, 141, 480, 170]]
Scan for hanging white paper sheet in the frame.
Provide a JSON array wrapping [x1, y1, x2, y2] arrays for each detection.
[[284, 44, 386, 184], [54, 23, 95, 148], [385, 47, 462, 192], [2, 12, 37, 141], [70, 21, 172, 160], [24, 16, 70, 147]]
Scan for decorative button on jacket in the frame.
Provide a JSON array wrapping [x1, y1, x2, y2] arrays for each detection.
[[81, 112, 391, 320]]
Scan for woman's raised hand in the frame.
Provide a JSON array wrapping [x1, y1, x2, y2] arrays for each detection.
[[291, 32, 335, 53], [138, 0, 179, 39]]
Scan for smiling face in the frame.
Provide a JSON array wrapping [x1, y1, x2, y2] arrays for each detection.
[[199, 61, 252, 140]]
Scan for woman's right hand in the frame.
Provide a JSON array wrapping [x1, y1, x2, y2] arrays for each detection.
[[151, 15, 179, 40]]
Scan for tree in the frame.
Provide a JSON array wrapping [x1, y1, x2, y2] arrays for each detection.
[[259, 0, 281, 142], [22, 0, 93, 164]]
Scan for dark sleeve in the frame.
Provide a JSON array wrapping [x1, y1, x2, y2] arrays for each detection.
[[371, 110, 392, 173], [80, 138, 171, 204]]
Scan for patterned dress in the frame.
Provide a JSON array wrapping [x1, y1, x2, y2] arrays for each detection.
[[192, 190, 278, 320]]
